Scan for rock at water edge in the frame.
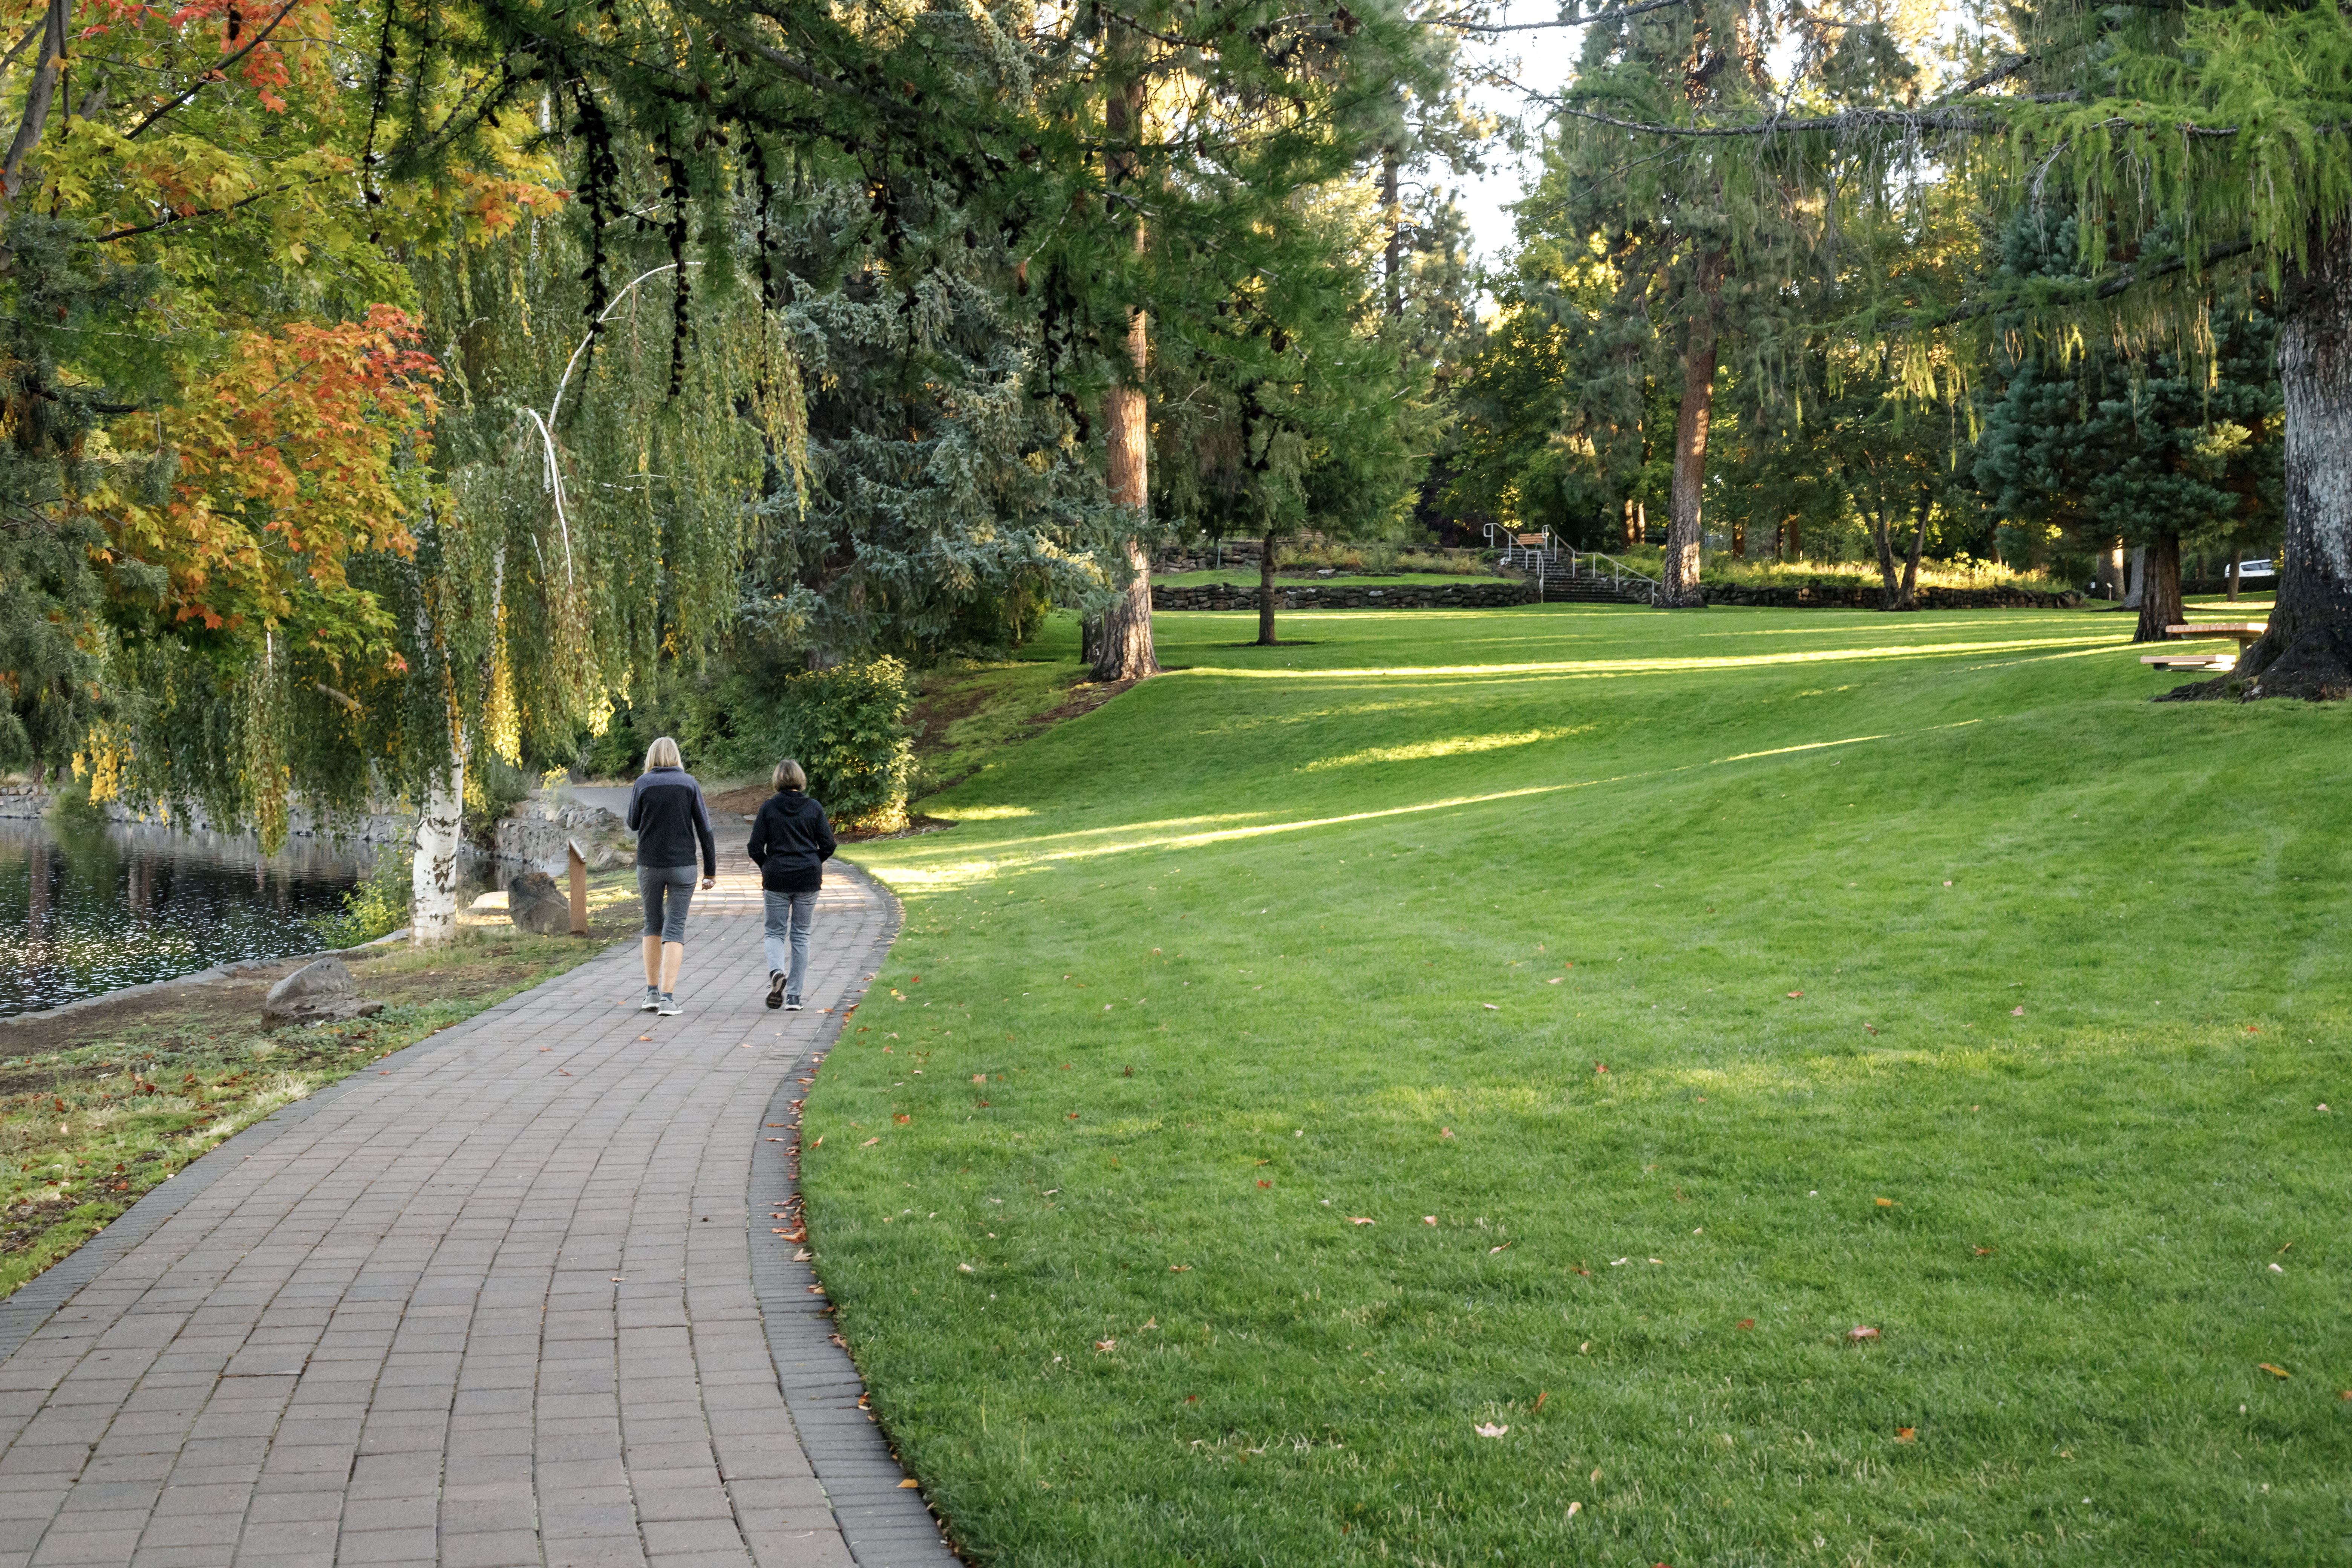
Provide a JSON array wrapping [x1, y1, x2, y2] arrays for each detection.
[[507, 869, 574, 936]]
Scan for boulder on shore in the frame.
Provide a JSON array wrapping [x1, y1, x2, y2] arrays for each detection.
[[262, 957, 384, 1026], [507, 869, 575, 935]]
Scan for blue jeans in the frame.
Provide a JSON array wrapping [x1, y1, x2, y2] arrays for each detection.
[[639, 864, 698, 943], [763, 890, 817, 1001]]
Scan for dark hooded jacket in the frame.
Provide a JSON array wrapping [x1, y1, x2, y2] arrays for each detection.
[[747, 789, 836, 893]]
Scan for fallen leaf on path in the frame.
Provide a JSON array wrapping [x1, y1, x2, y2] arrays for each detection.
[[899, 1478, 920, 1488], [1475, 1423, 1508, 1438]]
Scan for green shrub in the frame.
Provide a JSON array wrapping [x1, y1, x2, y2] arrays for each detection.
[[46, 779, 107, 833], [309, 845, 413, 948], [462, 756, 531, 845]]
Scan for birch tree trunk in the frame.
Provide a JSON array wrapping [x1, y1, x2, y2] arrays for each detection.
[[410, 718, 466, 945], [2226, 216, 2352, 698], [1661, 255, 1721, 609]]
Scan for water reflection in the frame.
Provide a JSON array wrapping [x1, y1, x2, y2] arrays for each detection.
[[0, 820, 363, 1018]]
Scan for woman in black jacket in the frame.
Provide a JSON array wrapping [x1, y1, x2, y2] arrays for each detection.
[[626, 737, 718, 1016], [746, 758, 836, 1010]]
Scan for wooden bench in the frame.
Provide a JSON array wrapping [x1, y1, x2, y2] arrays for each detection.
[[2142, 654, 2237, 671], [2166, 621, 2266, 648]]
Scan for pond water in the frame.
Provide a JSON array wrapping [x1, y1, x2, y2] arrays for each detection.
[[0, 819, 364, 1019]]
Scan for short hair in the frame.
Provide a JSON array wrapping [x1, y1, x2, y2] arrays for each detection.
[[773, 758, 807, 792], [645, 736, 682, 770]]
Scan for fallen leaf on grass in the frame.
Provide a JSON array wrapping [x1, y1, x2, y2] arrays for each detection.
[[1786, 991, 1803, 999], [899, 1478, 920, 1488], [1095, 1339, 1116, 1352], [1424, 1216, 1437, 1225], [2011, 1006, 2026, 1016], [1548, 977, 1563, 984], [973, 1075, 986, 1084], [1440, 1127, 1454, 1139], [812, 1136, 822, 1148], [1974, 1247, 1995, 1256], [1349, 1217, 1375, 1225], [894, 1113, 911, 1124], [1475, 1423, 1508, 1438], [1876, 1197, 1895, 1207], [2258, 1363, 2291, 1378], [1482, 1003, 1499, 1011], [1896, 1428, 1917, 1443], [1170, 1265, 1191, 1272], [1737, 1319, 1755, 1330], [1847, 1326, 1880, 1342], [958, 1263, 975, 1274], [860, 1137, 880, 1147], [1490, 1242, 1512, 1255], [1258, 1180, 1270, 1188], [1593, 1063, 1609, 1075], [1566, 1501, 1581, 1518], [1533, 1391, 1547, 1411], [1609, 1258, 1629, 1267]]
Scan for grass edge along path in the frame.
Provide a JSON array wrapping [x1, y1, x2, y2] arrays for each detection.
[[813, 604, 2347, 1568]]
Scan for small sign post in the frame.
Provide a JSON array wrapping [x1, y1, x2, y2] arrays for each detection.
[[565, 840, 589, 936]]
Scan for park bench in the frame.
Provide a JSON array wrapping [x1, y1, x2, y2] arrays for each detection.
[[2142, 620, 2265, 672]]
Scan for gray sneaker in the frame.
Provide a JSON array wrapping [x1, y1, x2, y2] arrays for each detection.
[[640, 985, 661, 1012], [656, 993, 682, 1017], [784, 998, 803, 1012]]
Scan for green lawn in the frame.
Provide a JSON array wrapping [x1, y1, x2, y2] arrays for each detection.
[[818, 604, 2349, 1566]]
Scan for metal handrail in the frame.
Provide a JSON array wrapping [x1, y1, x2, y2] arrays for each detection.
[[1561, 550, 1663, 606]]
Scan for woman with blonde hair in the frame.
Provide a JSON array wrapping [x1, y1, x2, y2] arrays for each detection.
[[746, 758, 835, 1010], [626, 736, 717, 1016]]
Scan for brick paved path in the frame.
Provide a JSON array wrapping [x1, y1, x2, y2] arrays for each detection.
[[0, 860, 955, 1568]]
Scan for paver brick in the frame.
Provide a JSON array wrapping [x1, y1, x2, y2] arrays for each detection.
[[0, 865, 950, 1566]]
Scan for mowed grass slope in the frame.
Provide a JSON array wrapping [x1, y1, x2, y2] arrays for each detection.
[[812, 606, 2349, 1567]]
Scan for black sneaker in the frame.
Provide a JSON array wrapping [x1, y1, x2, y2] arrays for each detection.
[[766, 972, 787, 1010]]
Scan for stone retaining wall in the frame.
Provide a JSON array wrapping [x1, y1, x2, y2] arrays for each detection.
[[1152, 580, 1538, 611], [1699, 583, 2086, 609]]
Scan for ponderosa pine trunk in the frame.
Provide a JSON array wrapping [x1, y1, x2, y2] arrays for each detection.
[[1661, 255, 1721, 608], [2134, 531, 2185, 643], [2217, 217, 2352, 699], [1257, 530, 1280, 646], [1090, 61, 1157, 683]]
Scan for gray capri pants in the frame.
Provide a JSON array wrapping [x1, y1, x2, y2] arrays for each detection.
[[638, 864, 698, 943]]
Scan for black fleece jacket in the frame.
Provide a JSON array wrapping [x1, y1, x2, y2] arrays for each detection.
[[625, 767, 718, 876], [747, 790, 836, 893]]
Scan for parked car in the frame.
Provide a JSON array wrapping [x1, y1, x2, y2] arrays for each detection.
[[2237, 557, 2277, 579]]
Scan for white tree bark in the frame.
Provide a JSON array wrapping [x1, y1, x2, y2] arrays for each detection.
[[410, 724, 467, 945]]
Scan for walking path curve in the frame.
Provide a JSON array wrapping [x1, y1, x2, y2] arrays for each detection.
[[0, 858, 954, 1568]]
